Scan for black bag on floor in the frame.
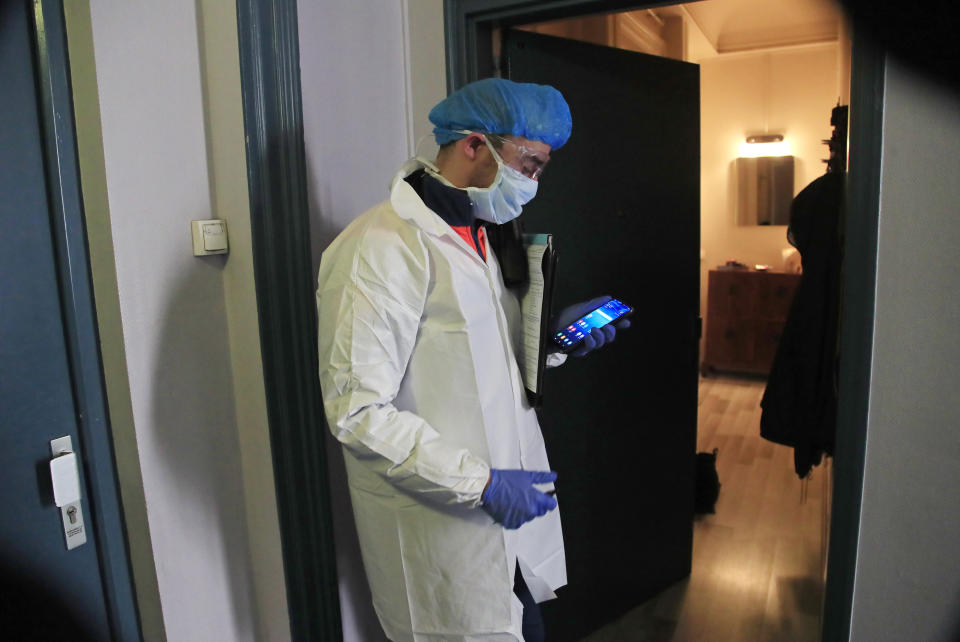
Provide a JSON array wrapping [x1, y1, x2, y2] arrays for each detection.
[[694, 449, 721, 514]]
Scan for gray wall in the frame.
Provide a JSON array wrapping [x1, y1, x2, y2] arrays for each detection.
[[74, 0, 287, 639], [296, 1, 446, 639], [849, 59, 960, 641], [299, 0, 410, 269]]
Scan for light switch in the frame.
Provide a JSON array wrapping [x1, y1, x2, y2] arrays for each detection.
[[192, 219, 229, 256]]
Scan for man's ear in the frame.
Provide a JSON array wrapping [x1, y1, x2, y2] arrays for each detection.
[[460, 133, 486, 161]]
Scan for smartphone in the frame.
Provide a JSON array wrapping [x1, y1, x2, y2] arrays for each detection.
[[552, 298, 633, 352]]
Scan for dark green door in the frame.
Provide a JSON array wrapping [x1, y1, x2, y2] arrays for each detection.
[[0, 1, 139, 639], [505, 29, 700, 639]]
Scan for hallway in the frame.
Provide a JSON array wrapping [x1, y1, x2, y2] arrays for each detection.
[[584, 375, 829, 641]]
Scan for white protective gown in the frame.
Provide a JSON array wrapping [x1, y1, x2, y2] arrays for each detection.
[[316, 160, 566, 641]]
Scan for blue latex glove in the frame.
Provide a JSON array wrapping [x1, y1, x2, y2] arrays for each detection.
[[481, 469, 558, 530], [551, 295, 632, 357]]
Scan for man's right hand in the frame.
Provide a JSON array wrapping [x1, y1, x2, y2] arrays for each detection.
[[481, 469, 557, 529]]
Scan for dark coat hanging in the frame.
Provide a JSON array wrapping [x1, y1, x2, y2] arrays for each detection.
[[760, 171, 844, 477]]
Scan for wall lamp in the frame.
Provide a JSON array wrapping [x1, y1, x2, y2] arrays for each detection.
[[738, 134, 791, 158], [736, 134, 794, 225]]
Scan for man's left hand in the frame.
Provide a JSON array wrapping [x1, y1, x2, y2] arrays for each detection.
[[550, 295, 631, 357]]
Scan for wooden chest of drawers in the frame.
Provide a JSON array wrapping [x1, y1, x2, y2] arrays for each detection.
[[702, 269, 800, 375]]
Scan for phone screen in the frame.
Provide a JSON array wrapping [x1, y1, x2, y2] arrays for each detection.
[[552, 299, 632, 351]]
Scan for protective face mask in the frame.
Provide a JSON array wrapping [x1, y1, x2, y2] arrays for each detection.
[[422, 136, 538, 225]]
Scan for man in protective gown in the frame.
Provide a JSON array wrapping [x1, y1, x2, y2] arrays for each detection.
[[316, 79, 625, 641]]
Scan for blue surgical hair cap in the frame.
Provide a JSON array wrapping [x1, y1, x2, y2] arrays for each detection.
[[429, 77, 572, 149]]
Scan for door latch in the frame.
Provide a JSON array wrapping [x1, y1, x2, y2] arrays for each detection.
[[50, 436, 87, 550]]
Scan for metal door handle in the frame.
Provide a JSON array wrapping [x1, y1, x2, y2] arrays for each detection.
[[50, 437, 81, 507], [50, 436, 87, 550]]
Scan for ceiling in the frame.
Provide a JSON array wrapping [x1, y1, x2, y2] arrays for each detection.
[[661, 0, 844, 53]]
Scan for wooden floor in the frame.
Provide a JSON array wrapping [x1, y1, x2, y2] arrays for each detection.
[[582, 375, 830, 642]]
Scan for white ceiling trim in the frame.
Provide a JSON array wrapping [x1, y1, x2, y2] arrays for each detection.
[[717, 32, 838, 54], [666, 0, 842, 56], [710, 38, 838, 59]]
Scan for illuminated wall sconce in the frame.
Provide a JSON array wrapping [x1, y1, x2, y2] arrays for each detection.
[[738, 134, 792, 158], [736, 134, 794, 225]]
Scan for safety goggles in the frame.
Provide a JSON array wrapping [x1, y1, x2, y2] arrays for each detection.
[[484, 133, 550, 181]]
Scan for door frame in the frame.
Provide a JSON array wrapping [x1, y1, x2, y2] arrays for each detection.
[[27, 1, 142, 639], [234, 1, 342, 640], [444, 0, 679, 88], [231, 0, 883, 637], [444, 2, 883, 641]]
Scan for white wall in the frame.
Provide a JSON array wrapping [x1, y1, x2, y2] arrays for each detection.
[[699, 44, 839, 353], [849, 59, 960, 642], [297, 1, 445, 639], [299, 0, 411, 272], [79, 0, 286, 639], [406, 0, 450, 157]]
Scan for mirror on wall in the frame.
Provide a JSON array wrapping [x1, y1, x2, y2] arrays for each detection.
[[736, 155, 794, 225]]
